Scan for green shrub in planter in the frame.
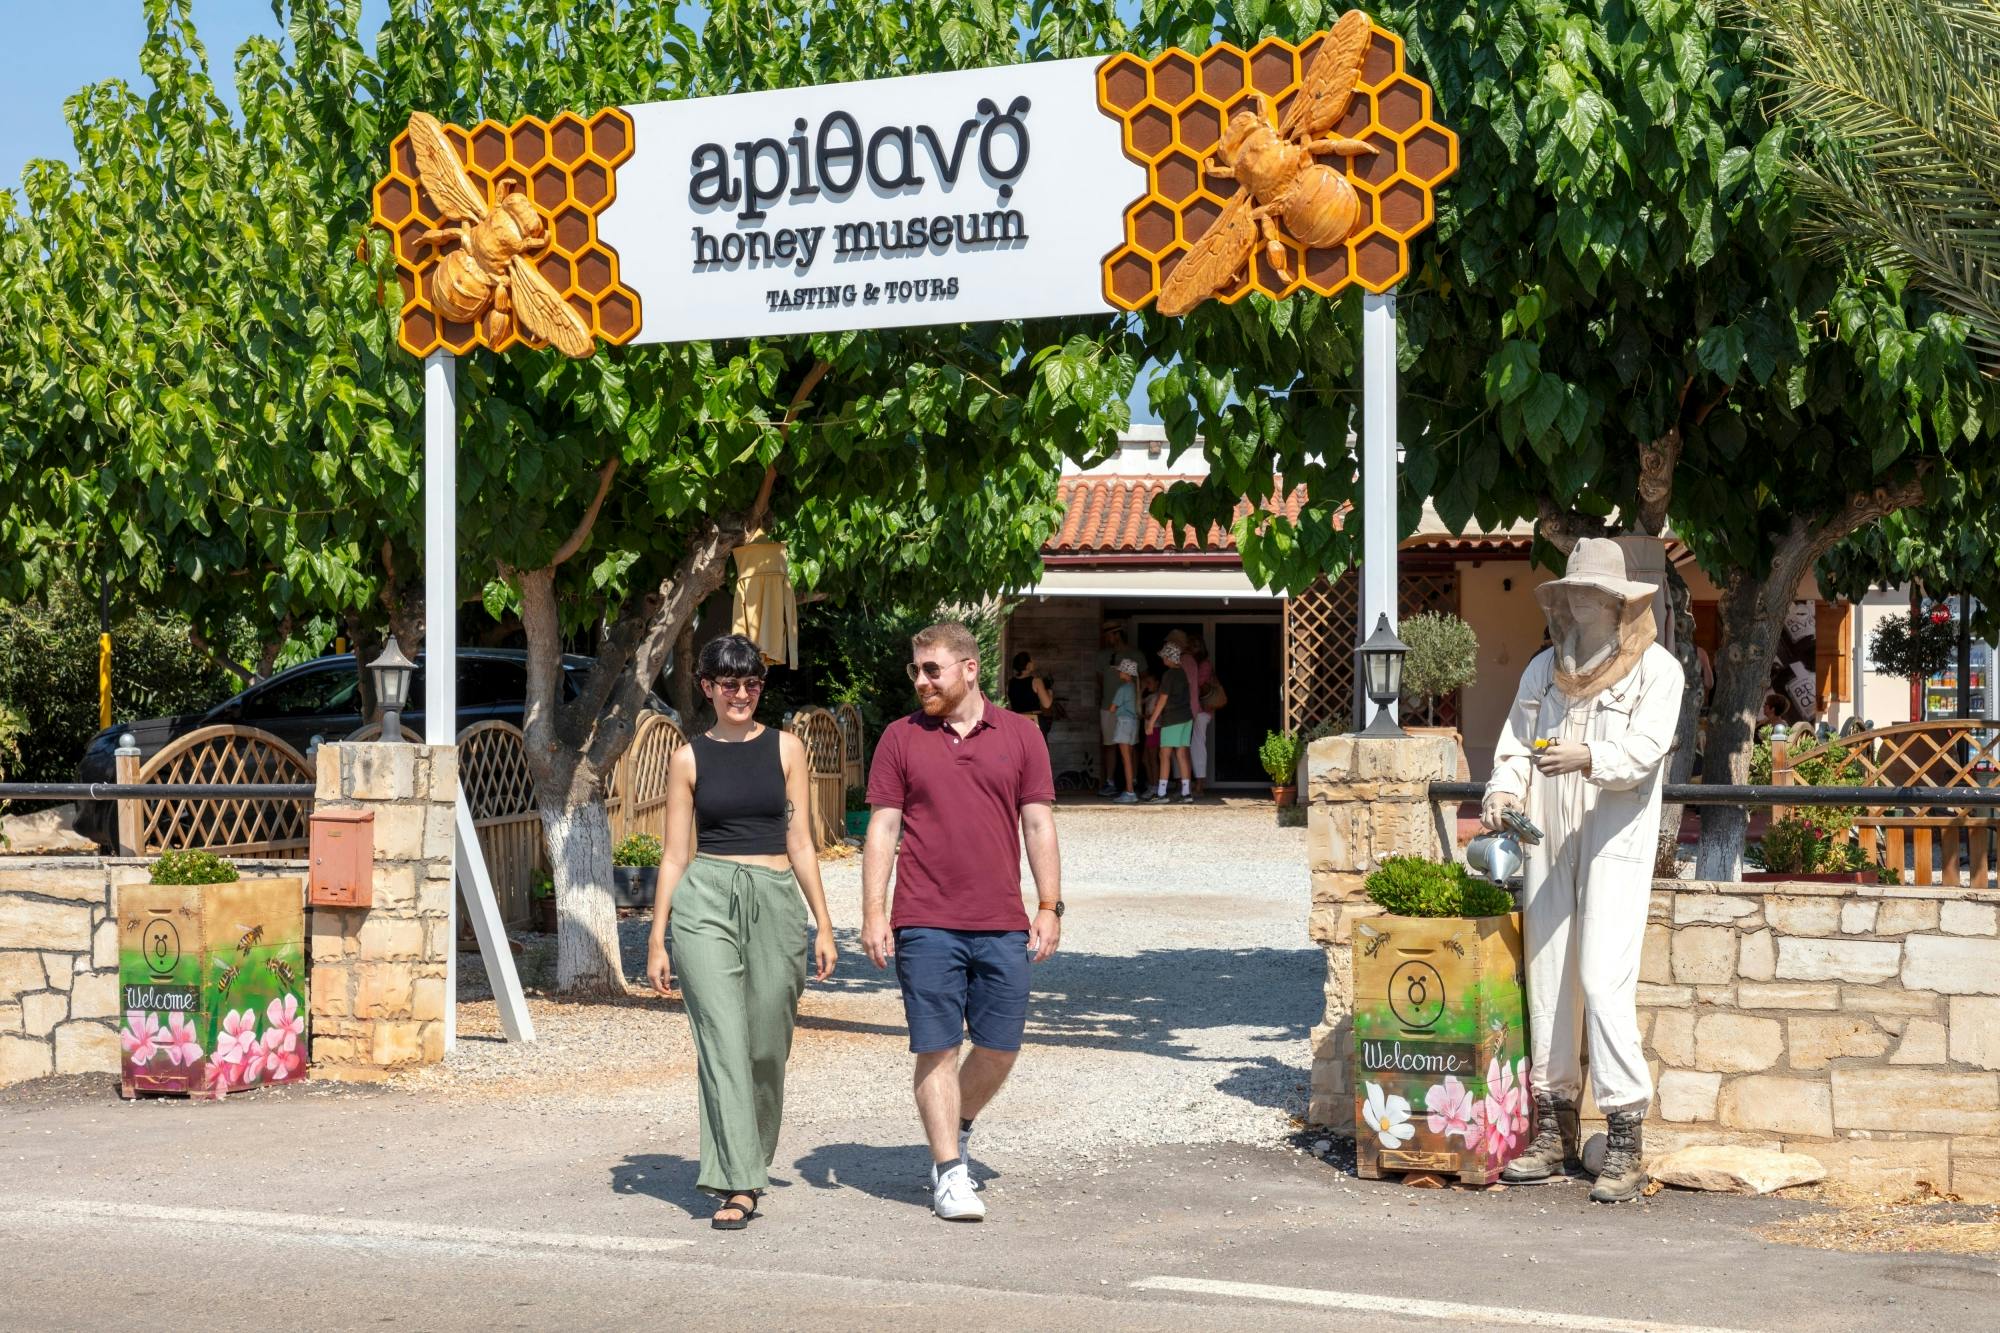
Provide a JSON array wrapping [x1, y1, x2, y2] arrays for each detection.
[[150, 850, 240, 885], [1364, 855, 1512, 918], [1399, 612, 1479, 711], [1259, 730, 1302, 786], [613, 833, 663, 868]]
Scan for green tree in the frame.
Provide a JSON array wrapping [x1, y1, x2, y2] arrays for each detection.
[[1126, 0, 1997, 877], [1737, 0, 2000, 374], [0, 0, 1134, 992]]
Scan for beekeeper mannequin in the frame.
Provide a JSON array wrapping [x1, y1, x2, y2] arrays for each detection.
[[1483, 539, 1684, 1203]]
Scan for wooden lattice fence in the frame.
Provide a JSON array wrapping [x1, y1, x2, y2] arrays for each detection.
[[607, 711, 687, 848], [1775, 720, 2000, 888], [785, 706, 846, 850], [130, 725, 313, 856], [457, 721, 540, 926], [834, 703, 867, 794], [1282, 570, 1461, 735]]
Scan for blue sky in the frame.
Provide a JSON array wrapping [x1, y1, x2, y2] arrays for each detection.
[[1, 1, 1162, 422]]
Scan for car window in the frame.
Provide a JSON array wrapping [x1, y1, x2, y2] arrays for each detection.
[[562, 665, 587, 702], [245, 664, 362, 718], [459, 659, 527, 709]]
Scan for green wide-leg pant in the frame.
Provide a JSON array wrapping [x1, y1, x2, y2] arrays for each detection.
[[668, 854, 809, 1196]]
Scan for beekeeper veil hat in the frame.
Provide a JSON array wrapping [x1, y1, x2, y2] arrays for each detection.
[[1535, 538, 1659, 697]]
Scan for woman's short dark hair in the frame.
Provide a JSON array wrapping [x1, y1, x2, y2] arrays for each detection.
[[698, 633, 767, 681], [1011, 650, 1032, 674]]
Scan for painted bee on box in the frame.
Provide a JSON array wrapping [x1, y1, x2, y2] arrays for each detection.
[[266, 957, 297, 991], [1355, 920, 1389, 959], [215, 960, 242, 993], [1156, 10, 1381, 316], [404, 111, 595, 357], [1441, 930, 1466, 959], [235, 923, 265, 956]]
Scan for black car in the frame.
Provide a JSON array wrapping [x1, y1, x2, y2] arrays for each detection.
[[75, 649, 673, 843]]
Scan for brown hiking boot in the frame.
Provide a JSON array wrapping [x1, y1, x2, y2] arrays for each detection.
[[1589, 1109, 1648, 1203], [1499, 1089, 1579, 1184]]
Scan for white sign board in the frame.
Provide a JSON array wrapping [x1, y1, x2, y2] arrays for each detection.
[[599, 59, 1140, 342]]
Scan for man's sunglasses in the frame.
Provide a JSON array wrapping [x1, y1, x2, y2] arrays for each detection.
[[705, 677, 765, 696], [905, 657, 973, 682]]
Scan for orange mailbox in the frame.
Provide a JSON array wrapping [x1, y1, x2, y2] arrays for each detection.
[[309, 809, 375, 908]]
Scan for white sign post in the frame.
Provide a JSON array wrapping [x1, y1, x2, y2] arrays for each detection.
[[423, 350, 534, 1047], [1358, 291, 1398, 729]]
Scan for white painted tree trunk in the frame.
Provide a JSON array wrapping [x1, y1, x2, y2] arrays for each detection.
[[541, 794, 624, 995]]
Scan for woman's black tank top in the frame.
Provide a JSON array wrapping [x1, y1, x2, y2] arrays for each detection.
[[690, 728, 789, 855]]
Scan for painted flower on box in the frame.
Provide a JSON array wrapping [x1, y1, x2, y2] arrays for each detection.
[[1423, 1074, 1483, 1144], [266, 993, 304, 1055], [121, 1011, 163, 1064], [1489, 1055, 1530, 1141], [1362, 1081, 1416, 1149], [161, 1013, 203, 1067], [258, 1027, 300, 1082], [216, 1008, 260, 1068]]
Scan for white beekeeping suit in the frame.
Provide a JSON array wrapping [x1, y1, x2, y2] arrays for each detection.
[[1483, 538, 1683, 1203]]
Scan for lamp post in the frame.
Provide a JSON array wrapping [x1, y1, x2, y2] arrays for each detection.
[[1357, 614, 1408, 738], [368, 637, 417, 742]]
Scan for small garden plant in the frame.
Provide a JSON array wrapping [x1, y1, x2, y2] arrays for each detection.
[[612, 833, 663, 868], [845, 784, 869, 814], [1399, 612, 1479, 713], [1868, 604, 1956, 682], [150, 850, 239, 885], [1752, 814, 1897, 882], [1259, 730, 1303, 786], [530, 869, 554, 900], [1365, 855, 1514, 918]]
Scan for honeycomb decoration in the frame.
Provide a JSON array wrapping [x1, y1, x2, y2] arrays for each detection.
[[1094, 18, 1458, 311], [371, 109, 642, 357]]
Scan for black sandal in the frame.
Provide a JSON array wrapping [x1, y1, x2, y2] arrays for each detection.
[[710, 1191, 760, 1231]]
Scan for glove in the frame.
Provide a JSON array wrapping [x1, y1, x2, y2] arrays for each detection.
[[1481, 791, 1521, 833]]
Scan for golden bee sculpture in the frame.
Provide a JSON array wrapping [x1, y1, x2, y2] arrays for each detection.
[[1156, 10, 1379, 316], [404, 111, 596, 358]]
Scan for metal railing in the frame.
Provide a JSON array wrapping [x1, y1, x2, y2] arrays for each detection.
[[0, 784, 315, 801], [1430, 782, 2000, 808]]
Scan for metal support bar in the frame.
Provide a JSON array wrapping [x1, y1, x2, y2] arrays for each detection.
[[1430, 781, 2000, 807], [1358, 291, 1397, 730], [0, 784, 316, 800], [454, 789, 536, 1043]]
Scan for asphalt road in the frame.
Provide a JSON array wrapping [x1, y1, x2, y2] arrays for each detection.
[[2, 1075, 1994, 1333]]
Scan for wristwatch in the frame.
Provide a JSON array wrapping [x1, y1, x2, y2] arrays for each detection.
[[1038, 900, 1065, 918]]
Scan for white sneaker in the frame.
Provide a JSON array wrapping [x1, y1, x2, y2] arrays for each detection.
[[959, 1126, 982, 1189], [931, 1163, 985, 1221]]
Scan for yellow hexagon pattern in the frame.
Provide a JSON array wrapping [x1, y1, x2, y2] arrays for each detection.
[[1095, 19, 1458, 311], [371, 108, 642, 358]]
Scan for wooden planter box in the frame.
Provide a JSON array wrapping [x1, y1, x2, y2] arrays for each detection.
[[119, 877, 306, 1100], [1352, 911, 1529, 1185]]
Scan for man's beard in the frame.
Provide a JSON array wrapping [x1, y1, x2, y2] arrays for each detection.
[[920, 678, 968, 715]]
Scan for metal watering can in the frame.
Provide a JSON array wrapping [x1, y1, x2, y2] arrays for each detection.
[[1465, 809, 1544, 887]]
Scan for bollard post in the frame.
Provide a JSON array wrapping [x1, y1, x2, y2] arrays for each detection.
[[113, 733, 141, 856]]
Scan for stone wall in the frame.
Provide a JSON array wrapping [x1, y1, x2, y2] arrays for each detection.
[[1304, 733, 2000, 1200], [307, 743, 456, 1081], [0, 864, 122, 1083], [1638, 880, 2000, 1201]]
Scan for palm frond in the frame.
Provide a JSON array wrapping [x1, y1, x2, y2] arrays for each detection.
[[1738, 0, 2000, 371]]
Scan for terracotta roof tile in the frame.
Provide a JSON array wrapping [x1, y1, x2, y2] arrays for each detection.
[[1046, 476, 1309, 556]]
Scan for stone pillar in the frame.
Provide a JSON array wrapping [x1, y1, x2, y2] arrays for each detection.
[[1305, 732, 1458, 1134], [308, 743, 456, 1080]]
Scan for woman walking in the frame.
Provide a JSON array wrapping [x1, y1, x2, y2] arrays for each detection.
[[647, 634, 838, 1230], [1008, 650, 1056, 736]]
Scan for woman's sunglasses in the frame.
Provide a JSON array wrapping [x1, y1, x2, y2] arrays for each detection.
[[705, 677, 764, 696], [905, 656, 973, 682]]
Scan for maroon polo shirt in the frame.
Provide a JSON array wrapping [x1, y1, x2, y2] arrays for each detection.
[[866, 696, 1055, 931]]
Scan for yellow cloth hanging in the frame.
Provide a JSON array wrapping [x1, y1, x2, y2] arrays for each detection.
[[730, 540, 799, 668]]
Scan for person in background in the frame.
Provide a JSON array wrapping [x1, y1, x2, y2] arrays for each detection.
[[1007, 651, 1054, 736], [1147, 642, 1196, 803], [1096, 621, 1133, 797], [1102, 656, 1142, 804], [1138, 670, 1162, 792], [1165, 630, 1209, 799], [646, 634, 839, 1231], [1187, 634, 1222, 798]]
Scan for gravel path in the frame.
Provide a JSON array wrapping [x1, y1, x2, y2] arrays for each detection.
[[407, 802, 1318, 1175]]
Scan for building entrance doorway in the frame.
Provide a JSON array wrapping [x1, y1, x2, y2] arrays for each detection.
[[1132, 613, 1283, 787]]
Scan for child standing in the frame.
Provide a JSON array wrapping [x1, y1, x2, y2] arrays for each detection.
[[1138, 670, 1162, 791], [1102, 657, 1142, 803], [1148, 643, 1196, 803]]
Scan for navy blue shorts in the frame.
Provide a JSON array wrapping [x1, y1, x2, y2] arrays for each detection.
[[893, 928, 1031, 1054]]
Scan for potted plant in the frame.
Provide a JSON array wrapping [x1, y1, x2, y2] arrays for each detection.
[[1399, 611, 1478, 779], [612, 833, 664, 908], [529, 869, 557, 933], [1869, 604, 1957, 712], [1746, 737, 1895, 883], [845, 785, 870, 840], [121, 850, 306, 1101], [1260, 730, 1303, 805], [1350, 856, 1528, 1186]]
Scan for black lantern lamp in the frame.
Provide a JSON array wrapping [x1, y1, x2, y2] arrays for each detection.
[[369, 636, 417, 742], [1357, 614, 1408, 738]]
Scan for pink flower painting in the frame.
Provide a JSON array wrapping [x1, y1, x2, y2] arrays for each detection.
[[161, 1013, 203, 1067], [258, 1027, 295, 1082], [1479, 1093, 1515, 1157], [1489, 1055, 1531, 1142], [1423, 1075, 1482, 1144], [216, 1008, 260, 1067], [121, 1012, 163, 1065], [265, 993, 304, 1055]]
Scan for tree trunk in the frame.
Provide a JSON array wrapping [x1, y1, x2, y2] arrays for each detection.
[[537, 752, 625, 996], [1654, 563, 1702, 877], [669, 622, 697, 724]]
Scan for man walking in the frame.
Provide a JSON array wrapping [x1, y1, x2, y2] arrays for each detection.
[[861, 622, 1064, 1222]]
